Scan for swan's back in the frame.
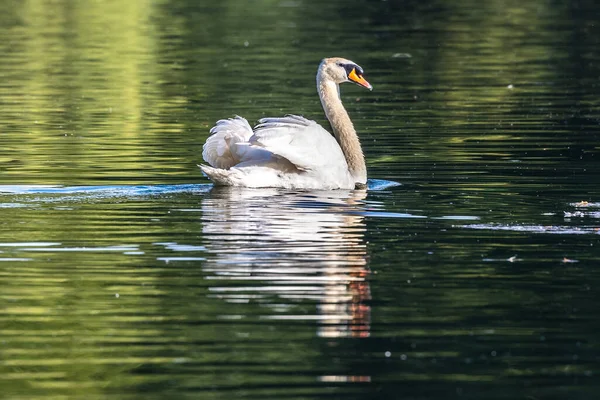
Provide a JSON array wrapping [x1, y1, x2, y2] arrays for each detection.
[[252, 115, 348, 172]]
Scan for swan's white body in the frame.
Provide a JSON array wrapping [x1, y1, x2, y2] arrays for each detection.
[[201, 115, 355, 189], [200, 57, 372, 190]]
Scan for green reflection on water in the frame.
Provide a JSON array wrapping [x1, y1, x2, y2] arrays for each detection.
[[0, 0, 599, 399]]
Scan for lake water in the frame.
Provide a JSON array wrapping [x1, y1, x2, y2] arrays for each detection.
[[1, 0, 599, 399]]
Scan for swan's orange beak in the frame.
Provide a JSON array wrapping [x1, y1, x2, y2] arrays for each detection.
[[348, 68, 372, 91]]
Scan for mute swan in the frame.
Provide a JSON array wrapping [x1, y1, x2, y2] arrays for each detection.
[[200, 57, 372, 190]]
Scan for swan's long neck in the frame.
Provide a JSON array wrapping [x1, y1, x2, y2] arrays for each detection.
[[317, 74, 367, 185]]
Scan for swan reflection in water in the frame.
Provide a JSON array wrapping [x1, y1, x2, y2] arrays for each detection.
[[200, 186, 371, 338]]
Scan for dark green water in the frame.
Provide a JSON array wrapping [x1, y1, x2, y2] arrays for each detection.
[[1, 0, 600, 399]]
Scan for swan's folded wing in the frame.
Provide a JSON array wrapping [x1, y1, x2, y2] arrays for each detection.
[[203, 116, 268, 169], [251, 115, 347, 171]]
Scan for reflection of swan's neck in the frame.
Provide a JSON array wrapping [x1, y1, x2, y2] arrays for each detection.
[[317, 74, 367, 185]]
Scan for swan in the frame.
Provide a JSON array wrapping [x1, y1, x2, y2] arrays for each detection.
[[200, 57, 372, 190]]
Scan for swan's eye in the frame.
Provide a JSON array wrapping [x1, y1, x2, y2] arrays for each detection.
[[336, 62, 344, 68], [342, 63, 357, 76]]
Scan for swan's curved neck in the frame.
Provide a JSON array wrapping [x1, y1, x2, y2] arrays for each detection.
[[317, 74, 367, 185]]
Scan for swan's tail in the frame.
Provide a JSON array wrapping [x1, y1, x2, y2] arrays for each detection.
[[202, 116, 254, 169], [199, 164, 238, 186], [198, 164, 252, 186], [199, 164, 273, 187]]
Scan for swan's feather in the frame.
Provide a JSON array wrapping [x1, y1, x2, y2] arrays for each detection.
[[256, 114, 313, 128], [250, 114, 347, 172], [202, 116, 259, 169]]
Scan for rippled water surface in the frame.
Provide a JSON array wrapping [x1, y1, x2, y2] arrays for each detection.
[[1, 0, 600, 399]]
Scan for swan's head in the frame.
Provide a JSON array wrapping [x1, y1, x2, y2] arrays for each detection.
[[319, 57, 372, 90]]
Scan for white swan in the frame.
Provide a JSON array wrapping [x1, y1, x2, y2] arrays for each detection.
[[200, 57, 372, 190]]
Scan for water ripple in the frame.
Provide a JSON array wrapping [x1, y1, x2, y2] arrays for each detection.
[[0, 179, 400, 199], [459, 223, 600, 235]]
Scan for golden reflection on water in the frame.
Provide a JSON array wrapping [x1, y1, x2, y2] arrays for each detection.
[[200, 187, 371, 339]]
